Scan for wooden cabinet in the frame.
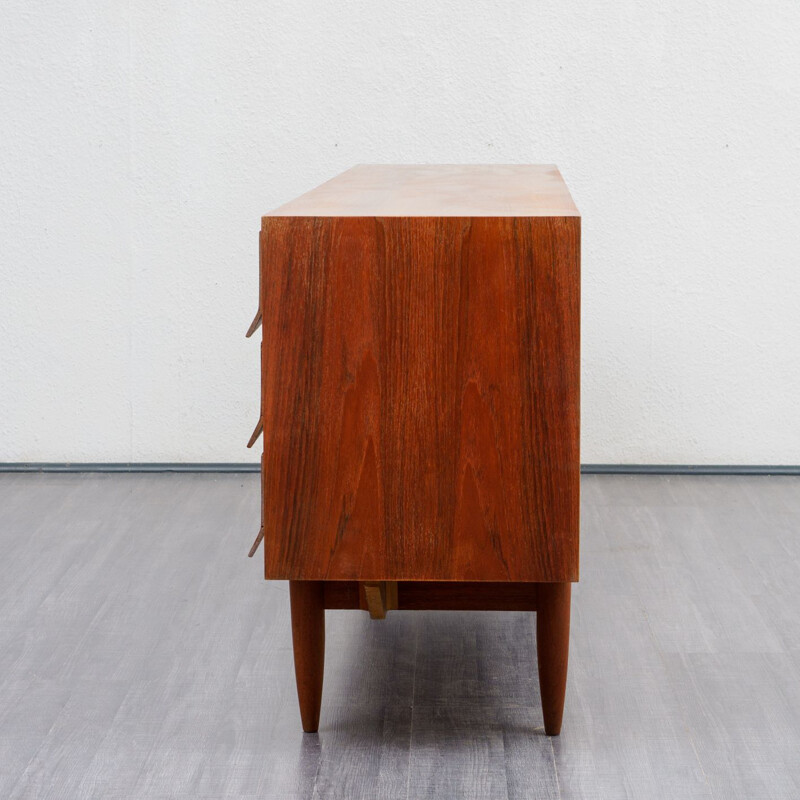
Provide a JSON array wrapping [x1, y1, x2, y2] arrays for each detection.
[[249, 165, 580, 735]]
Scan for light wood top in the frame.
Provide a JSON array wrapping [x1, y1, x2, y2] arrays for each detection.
[[265, 164, 579, 218]]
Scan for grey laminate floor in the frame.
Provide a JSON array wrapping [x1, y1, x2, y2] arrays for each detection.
[[1, 474, 799, 799]]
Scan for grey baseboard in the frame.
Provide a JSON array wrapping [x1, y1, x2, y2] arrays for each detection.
[[0, 462, 261, 473], [0, 462, 799, 475], [581, 464, 800, 476]]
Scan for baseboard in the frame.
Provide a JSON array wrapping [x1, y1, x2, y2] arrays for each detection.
[[0, 462, 260, 473], [1, 463, 799, 475], [581, 464, 800, 475]]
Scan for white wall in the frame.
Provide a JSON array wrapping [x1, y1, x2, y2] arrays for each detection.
[[2, 1, 799, 464]]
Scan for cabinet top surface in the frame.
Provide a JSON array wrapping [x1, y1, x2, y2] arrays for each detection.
[[265, 164, 579, 219]]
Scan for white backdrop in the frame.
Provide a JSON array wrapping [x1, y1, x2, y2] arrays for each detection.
[[2, 1, 799, 464]]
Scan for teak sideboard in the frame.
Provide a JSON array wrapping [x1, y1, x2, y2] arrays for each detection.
[[247, 164, 580, 735]]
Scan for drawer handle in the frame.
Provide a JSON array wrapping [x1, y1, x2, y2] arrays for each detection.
[[362, 582, 398, 619], [247, 417, 263, 448], [248, 525, 264, 557], [246, 308, 262, 338]]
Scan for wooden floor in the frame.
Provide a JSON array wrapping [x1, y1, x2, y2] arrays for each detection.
[[1, 474, 799, 799]]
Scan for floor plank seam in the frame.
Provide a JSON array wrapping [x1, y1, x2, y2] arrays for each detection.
[[405, 624, 419, 800], [686, 726, 714, 799], [549, 734, 563, 800]]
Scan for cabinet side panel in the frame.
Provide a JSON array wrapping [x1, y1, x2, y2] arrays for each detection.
[[260, 216, 579, 581]]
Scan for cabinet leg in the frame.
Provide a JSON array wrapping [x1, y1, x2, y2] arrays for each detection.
[[289, 580, 325, 732], [536, 582, 571, 736]]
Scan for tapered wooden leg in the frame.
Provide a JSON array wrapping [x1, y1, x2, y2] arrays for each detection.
[[536, 582, 571, 736], [289, 580, 325, 732]]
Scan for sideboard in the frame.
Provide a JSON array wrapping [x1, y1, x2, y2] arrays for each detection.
[[247, 164, 580, 735]]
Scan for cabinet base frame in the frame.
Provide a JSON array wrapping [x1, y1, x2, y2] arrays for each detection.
[[288, 579, 571, 736]]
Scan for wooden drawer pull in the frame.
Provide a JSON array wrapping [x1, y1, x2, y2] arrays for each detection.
[[247, 417, 263, 448], [362, 581, 398, 619], [248, 525, 264, 557], [363, 583, 386, 619], [246, 308, 262, 338]]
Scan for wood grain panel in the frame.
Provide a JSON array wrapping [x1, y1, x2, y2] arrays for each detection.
[[260, 215, 579, 582]]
